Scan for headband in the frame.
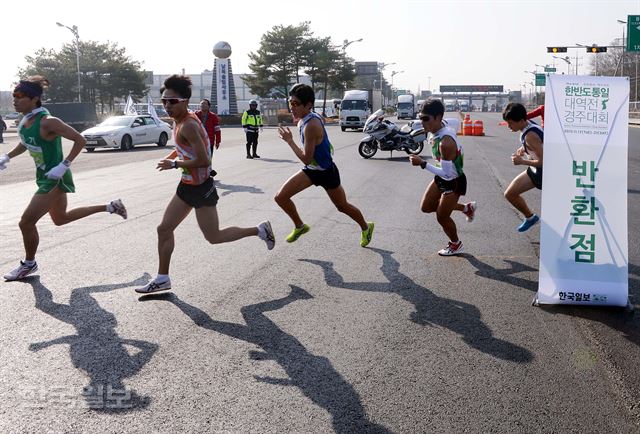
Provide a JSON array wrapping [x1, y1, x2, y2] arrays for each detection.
[[14, 80, 43, 98]]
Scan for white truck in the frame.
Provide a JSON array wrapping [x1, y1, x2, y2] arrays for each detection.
[[340, 90, 371, 131], [396, 94, 415, 119]]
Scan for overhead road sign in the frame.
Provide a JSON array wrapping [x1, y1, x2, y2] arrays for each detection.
[[627, 15, 640, 52], [439, 85, 504, 93]]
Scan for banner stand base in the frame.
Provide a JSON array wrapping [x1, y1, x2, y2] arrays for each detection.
[[532, 293, 634, 314]]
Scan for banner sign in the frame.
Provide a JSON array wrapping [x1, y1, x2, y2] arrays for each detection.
[[538, 75, 629, 306], [216, 58, 230, 115]]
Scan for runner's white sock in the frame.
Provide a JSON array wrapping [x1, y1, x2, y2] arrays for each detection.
[[156, 274, 169, 283], [106, 203, 114, 213], [23, 259, 36, 266], [257, 224, 266, 239]]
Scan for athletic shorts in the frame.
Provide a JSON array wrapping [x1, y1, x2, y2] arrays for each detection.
[[303, 163, 341, 190], [176, 177, 219, 208], [526, 167, 543, 190], [35, 171, 75, 194], [434, 173, 467, 196]]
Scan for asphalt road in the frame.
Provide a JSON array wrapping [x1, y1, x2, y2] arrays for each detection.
[[0, 115, 638, 433]]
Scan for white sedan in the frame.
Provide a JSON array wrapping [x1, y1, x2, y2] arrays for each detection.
[[81, 115, 172, 152]]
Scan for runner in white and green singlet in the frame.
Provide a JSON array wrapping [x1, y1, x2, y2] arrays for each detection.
[[1, 76, 128, 281]]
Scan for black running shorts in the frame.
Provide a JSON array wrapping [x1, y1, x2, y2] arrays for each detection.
[[434, 173, 467, 196], [302, 163, 341, 190], [526, 167, 543, 190], [176, 177, 219, 208]]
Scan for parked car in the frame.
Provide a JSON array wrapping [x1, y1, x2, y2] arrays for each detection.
[[4, 112, 20, 120], [81, 115, 172, 152]]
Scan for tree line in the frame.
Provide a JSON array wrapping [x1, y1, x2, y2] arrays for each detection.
[[17, 22, 357, 115]]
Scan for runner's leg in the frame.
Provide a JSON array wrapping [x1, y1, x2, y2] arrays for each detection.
[[48, 188, 108, 226], [504, 171, 536, 217], [274, 170, 313, 227], [19, 190, 61, 261], [195, 206, 258, 244], [437, 192, 462, 242], [157, 195, 192, 275], [326, 185, 367, 230], [420, 180, 441, 213]]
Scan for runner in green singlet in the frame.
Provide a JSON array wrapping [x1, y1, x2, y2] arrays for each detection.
[[1, 76, 127, 281]]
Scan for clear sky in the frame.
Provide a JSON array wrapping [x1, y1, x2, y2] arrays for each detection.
[[3, 0, 639, 95]]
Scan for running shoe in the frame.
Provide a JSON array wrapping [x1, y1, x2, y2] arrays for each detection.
[[135, 278, 171, 294], [463, 201, 477, 222], [438, 241, 464, 256], [360, 222, 375, 247], [517, 214, 540, 232], [109, 199, 128, 219], [258, 220, 276, 250], [286, 224, 310, 243], [4, 261, 38, 281]]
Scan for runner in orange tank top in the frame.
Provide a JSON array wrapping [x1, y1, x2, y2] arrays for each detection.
[[136, 75, 275, 294]]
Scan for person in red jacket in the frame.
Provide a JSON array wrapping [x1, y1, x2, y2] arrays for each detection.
[[526, 104, 545, 128], [195, 99, 221, 177]]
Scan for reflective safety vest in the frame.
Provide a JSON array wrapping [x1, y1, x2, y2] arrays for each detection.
[[242, 109, 263, 133]]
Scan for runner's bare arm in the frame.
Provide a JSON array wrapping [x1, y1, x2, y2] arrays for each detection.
[[6, 142, 27, 159], [514, 133, 543, 167], [41, 116, 86, 163]]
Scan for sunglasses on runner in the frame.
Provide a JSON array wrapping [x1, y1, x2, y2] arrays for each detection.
[[161, 97, 188, 105], [13, 92, 29, 99]]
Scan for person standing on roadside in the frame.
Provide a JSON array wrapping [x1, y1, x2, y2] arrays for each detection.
[[1, 76, 127, 281], [409, 99, 476, 257], [242, 99, 263, 159], [136, 75, 274, 294], [195, 99, 221, 178], [276, 84, 374, 247], [0, 114, 6, 143], [526, 104, 545, 128]]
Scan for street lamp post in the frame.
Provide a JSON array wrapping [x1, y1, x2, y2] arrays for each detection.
[[341, 38, 363, 51], [575, 43, 597, 75], [553, 55, 572, 74], [340, 38, 362, 91], [525, 70, 537, 105], [378, 62, 396, 105], [390, 70, 404, 87], [56, 22, 81, 102], [617, 20, 627, 78]]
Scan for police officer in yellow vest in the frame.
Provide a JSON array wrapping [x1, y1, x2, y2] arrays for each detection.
[[242, 100, 264, 159]]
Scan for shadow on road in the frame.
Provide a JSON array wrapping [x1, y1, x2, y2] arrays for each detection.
[[139, 286, 391, 433], [462, 254, 538, 292], [214, 180, 264, 197], [250, 157, 298, 164], [26, 274, 157, 412], [300, 248, 534, 363]]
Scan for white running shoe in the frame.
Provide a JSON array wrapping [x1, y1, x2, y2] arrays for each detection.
[[109, 199, 128, 219], [4, 261, 38, 281], [258, 220, 276, 250], [135, 278, 171, 294], [463, 201, 477, 222], [438, 241, 464, 256]]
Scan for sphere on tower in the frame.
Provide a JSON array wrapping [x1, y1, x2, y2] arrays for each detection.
[[213, 41, 232, 59]]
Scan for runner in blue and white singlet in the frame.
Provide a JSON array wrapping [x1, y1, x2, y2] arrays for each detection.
[[276, 83, 374, 247]]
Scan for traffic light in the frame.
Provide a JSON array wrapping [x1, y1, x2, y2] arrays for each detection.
[[587, 46, 607, 53], [547, 47, 568, 53]]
